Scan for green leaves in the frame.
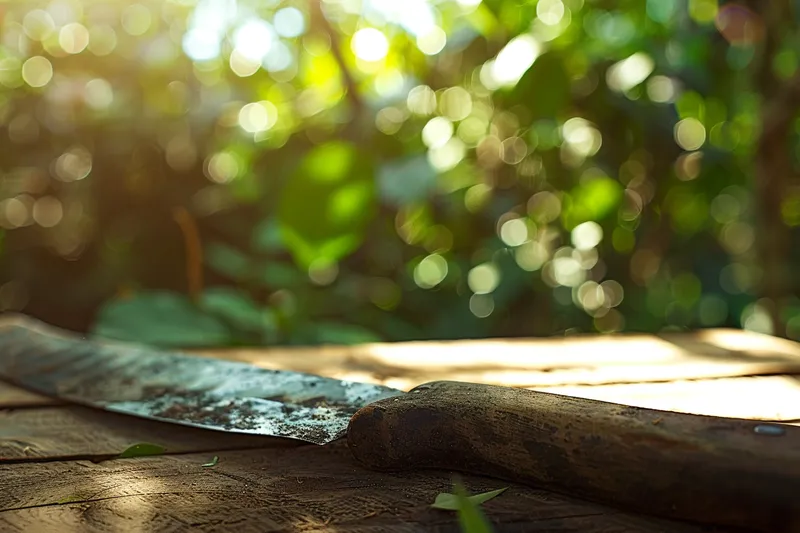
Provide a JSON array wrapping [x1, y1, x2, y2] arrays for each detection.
[[431, 487, 507, 511], [278, 141, 377, 269], [666, 186, 709, 235], [199, 287, 277, 338], [561, 176, 624, 229], [118, 443, 167, 458], [510, 52, 570, 120], [432, 485, 506, 533], [378, 154, 437, 206], [201, 455, 219, 467], [92, 291, 230, 348], [292, 321, 382, 345]]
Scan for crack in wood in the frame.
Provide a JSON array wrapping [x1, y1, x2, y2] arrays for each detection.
[[0, 444, 290, 465], [0, 491, 229, 514]]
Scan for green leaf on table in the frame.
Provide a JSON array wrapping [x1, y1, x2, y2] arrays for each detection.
[[118, 443, 167, 458], [278, 141, 376, 269], [92, 291, 231, 347], [201, 455, 219, 467], [434, 483, 500, 533], [430, 487, 507, 511]]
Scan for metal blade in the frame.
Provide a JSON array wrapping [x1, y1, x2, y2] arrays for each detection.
[[0, 322, 402, 444]]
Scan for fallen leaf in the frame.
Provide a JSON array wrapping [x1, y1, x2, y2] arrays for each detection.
[[431, 487, 508, 511], [202, 455, 219, 467], [118, 443, 167, 458], [452, 482, 496, 533]]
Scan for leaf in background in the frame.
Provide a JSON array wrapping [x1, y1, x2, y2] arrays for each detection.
[[666, 186, 709, 235], [509, 52, 570, 120], [378, 154, 437, 206], [92, 291, 231, 347], [205, 242, 252, 281], [118, 443, 167, 458], [278, 141, 377, 269], [199, 287, 275, 334], [251, 218, 286, 253], [561, 176, 623, 229], [431, 487, 508, 511], [292, 322, 382, 345], [462, 3, 500, 37]]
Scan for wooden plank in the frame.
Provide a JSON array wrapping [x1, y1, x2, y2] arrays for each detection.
[[0, 405, 297, 461], [0, 381, 56, 408], [194, 327, 800, 389], [0, 444, 716, 532], [4, 374, 799, 462], [537, 375, 800, 421], [5, 315, 800, 391]]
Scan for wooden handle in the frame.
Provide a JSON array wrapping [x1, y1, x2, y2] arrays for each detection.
[[346, 380, 800, 532]]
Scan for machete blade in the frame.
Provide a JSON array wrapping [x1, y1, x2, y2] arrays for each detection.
[[0, 321, 402, 444]]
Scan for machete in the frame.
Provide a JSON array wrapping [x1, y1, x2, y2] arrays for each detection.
[[0, 317, 798, 532]]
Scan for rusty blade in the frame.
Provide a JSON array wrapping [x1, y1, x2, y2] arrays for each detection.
[[0, 321, 402, 444]]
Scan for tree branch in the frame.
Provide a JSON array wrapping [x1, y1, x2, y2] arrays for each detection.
[[308, 0, 369, 142], [750, 0, 800, 335]]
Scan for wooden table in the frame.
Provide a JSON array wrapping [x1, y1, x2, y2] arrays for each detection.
[[3, 320, 800, 532]]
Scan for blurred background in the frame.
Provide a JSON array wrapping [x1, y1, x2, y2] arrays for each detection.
[[0, 0, 798, 348]]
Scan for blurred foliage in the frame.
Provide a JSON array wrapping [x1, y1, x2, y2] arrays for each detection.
[[1, 0, 799, 347]]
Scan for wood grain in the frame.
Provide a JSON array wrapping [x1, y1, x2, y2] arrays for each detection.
[[348, 380, 800, 533], [0, 405, 298, 461], [0, 443, 728, 533], [1, 315, 797, 532], [5, 314, 800, 390], [537, 375, 800, 421], [0, 382, 56, 408], [194, 328, 800, 389]]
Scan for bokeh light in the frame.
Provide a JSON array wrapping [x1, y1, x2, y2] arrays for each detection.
[[121, 4, 152, 36], [414, 254, 448, 289], [274, 8, 305, 38], [674, 118, 706, 150], [239, 101, 279, 133], [351, 28, 389, 62], [468, 263, 500, 294], [606, 53, 654, 93], [205, 152, 241, 184], [22, 56, 53, 88], [0, 0, 794, 344], [482, 34, 541, 89], [59, 23, 90, 54]]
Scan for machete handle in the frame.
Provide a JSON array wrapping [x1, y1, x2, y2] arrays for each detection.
[[346, 380, 800, 532]]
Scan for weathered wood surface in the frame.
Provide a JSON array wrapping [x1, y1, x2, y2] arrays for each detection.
[[2, 315, 800, 532], [193, 327, 800, 389], [4, 313, 800, 389], [348, 380, 800, 533], [2, 376, 799, 463], [0, 381, 59, 407], [0, 439, 729, 533], [0, 405, 296, 461], [540, 375, 800, 421]]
